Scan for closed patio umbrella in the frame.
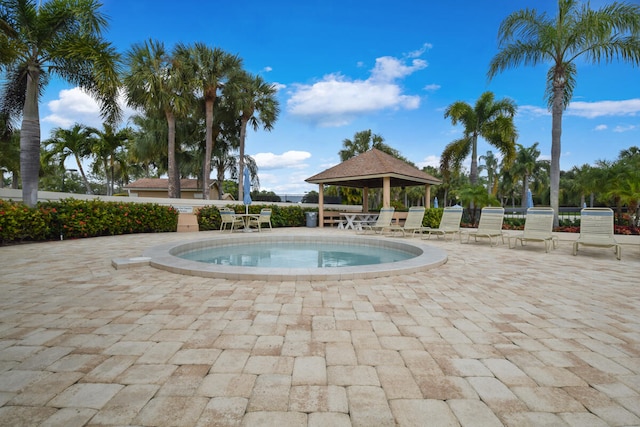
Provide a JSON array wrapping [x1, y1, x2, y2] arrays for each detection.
[[243, 167, 252, 215]]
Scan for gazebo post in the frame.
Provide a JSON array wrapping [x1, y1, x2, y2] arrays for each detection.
[[318, 184, 324, 227], [383, 177, 391, 208], [425, 184, 431, 208], [363, 187, 369, 212]]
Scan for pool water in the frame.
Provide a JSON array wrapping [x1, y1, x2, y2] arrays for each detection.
[[178, 242, 415, 268]]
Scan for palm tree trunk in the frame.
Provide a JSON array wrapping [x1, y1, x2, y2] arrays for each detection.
[[550, 87, 564, 227], [238, 118, 247, 201], [166, 111, 178, 198], [470, 133, 479, 185], [203, 99, 214, 200], [20, 69, 41, 207], [74, 154, 92, 194]]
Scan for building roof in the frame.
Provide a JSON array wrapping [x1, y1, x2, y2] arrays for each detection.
[[125, 178, 204, 191], [305, 148, 441, 188]]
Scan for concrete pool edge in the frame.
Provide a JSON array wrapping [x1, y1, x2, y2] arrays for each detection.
[[125, 232, 447, 281]]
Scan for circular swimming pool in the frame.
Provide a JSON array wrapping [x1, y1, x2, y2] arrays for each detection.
[[178, 241, 416, 268], [142, 232, 448, 281]]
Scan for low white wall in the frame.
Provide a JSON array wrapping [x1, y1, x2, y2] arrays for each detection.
[[0, 188, 356, 212]]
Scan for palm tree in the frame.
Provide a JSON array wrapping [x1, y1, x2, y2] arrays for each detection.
[[174, 43, 242, 200], [479, 150, 500, 196], [89, 124, 131, 196], [339, 129, 406, 161], [232, 72, 280, 202], [511, 143, 550, 208], [488, 0, 640, 226], [45, 124, 96, 194], [123, 39, 194, 198], [0, 0, 121, 206], [441, 91, 518, 186]]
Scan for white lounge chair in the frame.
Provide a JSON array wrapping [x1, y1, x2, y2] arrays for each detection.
[[387, 207, 425, 237], [219, 207, 245, 232], [357, 207, 395, 234], [461, 207, 505, 246], [509, 207, 558, 252], [573, 208, 622, 260], [248, 208, 272, 232], [415, 205, 464, 241]]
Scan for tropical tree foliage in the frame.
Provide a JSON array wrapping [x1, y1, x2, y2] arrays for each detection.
[[488, 0, 640, 225], [0, 0, 121, 206], [510, 143, 550, 208], [232, 71, 280, 202], [441, 91, 518, 186]]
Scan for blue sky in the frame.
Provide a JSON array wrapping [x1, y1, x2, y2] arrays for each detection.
[[41, 0, 640, 195]]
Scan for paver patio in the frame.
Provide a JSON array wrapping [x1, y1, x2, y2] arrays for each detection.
[[0, 228, 639, 426]]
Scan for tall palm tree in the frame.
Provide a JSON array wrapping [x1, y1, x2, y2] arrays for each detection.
[[123, 39, 193, 198], [45, 124, 95, 194], [511, 142, 550, 208], [232, 72, 279, 202], [488, 0, 640, 225], [174, 43, 242, 199], [441, 91, 518, 186], [0, 0, 121, 206]]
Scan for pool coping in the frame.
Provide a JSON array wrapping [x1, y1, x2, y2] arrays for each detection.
[[119, 232, 448, 281]]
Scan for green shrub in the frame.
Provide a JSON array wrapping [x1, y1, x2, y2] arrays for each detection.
[[0, 199, 178, 244], [422, 207, 443, 228]]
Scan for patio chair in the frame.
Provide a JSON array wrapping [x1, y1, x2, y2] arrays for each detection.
[[509, 207, 559, 252], [415, 205, 463, 241], [356, 207, 395, 234], [219, 207, 245, 232], [387, 206, 425, 237], [248, 208, 272, 232], [573, 208, 622, 260], [460, 207, 505, 246]]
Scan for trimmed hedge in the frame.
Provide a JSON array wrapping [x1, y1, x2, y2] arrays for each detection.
[[0, 199, 178, 244]]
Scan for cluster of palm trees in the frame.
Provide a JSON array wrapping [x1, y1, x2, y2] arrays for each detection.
[[0, 0, 279, 204]]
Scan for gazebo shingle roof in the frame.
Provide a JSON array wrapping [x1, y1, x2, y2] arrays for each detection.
[[305, 148, 441, 188]]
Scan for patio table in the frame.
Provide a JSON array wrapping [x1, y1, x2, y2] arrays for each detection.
[[339, 212, 379, 230]]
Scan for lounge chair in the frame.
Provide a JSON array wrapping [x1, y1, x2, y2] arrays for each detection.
[[509, 207, 559, 252], [460, 207, 505, 246], [387, 207, 425, 237], [415, 205, 463, 241], [573, 208, 622, 260], [219, 207, 245, 232], [248, 208, 272, 232], [356, 207, 395, 234]]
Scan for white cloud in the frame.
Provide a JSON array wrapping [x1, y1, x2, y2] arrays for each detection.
[[253, 150, 311, 170], [613, 124, 637, 133], [567, 99, 640, 118], [263, 66, 273, 72], [519, 105, 550, 117], [417, 155, 440, 168], [42, 87, 136, 131], [406, 42, 433, 59], [287, 49, 428, 127], [424, 84, 440, 92], [594, 124, 608, 131]]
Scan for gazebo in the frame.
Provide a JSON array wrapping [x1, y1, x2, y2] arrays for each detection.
[[305, 148, 442, 227]]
